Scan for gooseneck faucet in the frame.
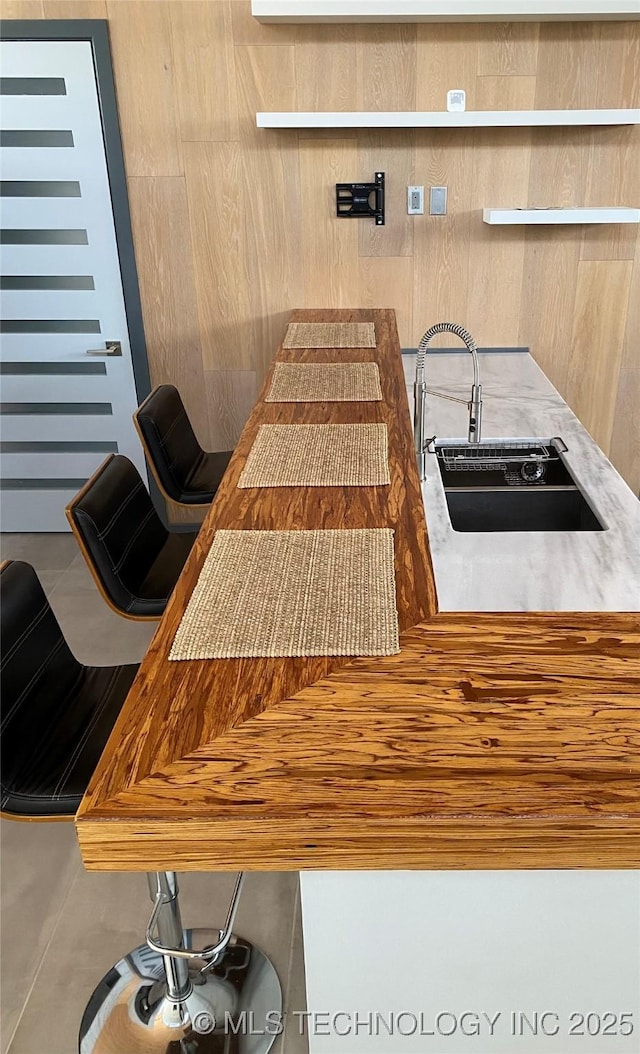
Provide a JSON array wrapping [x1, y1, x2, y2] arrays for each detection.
[[414, 322, 483, 480]]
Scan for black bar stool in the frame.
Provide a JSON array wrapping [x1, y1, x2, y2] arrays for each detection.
[[65, 454, 198, 620], [0, 559, 138, 817], [0, 560, 282, 1053], [134, 384, 233, 507]]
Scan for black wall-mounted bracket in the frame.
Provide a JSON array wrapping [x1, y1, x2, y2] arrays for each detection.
[[336, 171, 385, 226]]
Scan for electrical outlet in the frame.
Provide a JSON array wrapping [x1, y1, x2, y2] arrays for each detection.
[[430, 186, 447, 216], [407, 186, 424, 215], [447, 89, 466, 112]]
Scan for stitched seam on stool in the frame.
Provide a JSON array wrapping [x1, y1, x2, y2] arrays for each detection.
[[0, 599, 49, 670], [76, 509, 141, 608], [95, 481, 145, 540], [148, 418, 183, 488], [113, 508, 155, 573], [51, 668, 119, 798], [1, 638, 65, 730]]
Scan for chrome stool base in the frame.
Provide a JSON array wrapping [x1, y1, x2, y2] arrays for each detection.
[[79, 928, 282, 1053]]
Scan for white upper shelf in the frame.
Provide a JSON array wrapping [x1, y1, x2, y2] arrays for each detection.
[[252, 0, 640, 21], [257, 109, 640, 129], [483, 207, 640, 224]]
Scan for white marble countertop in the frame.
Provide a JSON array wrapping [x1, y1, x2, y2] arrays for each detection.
[[402, 350, 640, 612]]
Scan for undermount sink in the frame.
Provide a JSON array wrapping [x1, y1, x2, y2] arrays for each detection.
[[432, 438, 606, 533]]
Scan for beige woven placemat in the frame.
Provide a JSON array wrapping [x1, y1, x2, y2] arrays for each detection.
[[237, 423, 390, 488], [283, 321, 376, 349], [169, 528, 399, 660], [265, 361, 382, 403]]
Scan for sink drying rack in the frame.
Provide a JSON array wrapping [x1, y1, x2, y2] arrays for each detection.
[[434, 438, 569, 484]]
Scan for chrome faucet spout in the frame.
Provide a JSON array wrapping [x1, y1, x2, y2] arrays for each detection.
[[413, 349, 428, 481], [414, 322, 483, 480]]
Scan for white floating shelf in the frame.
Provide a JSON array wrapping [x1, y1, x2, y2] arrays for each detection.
[[252, 0, 640, 21], [257, 109, 640, 129], [484, 207, 640, 224]]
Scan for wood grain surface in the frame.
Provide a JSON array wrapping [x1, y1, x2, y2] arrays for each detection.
[[7, 4, 639, 490], [106, 1, 183, 178], [76, 309, 437, 864], [566, 259, 633, 453], [75, 310, 640, 872]]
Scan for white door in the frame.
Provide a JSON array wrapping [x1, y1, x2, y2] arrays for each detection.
[[0, 39, 148, 531]]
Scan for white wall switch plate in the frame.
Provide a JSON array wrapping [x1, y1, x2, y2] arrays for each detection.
[[447, 89, 466, 112], [407, 185, 424, 214], [430, 186, 447, 215]]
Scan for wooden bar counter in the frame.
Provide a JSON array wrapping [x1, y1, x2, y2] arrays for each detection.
[[76, 309, 640, 872]]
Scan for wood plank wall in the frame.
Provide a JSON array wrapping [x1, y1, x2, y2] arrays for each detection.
[[5, 2, 639, 493]]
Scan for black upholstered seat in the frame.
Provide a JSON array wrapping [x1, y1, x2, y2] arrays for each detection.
[[66, 454, 197, 619], [134, 384, 233, 505], [0, 560, 138, 818]]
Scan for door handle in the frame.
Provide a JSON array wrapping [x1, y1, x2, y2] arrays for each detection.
[[86, 341, 122, 357]]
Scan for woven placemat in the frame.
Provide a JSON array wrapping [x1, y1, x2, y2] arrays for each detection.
[[169, 528, 399, 660], [266, 361, 382, 403], [237, 423, 390, 488], [283, 321, 376, 349]]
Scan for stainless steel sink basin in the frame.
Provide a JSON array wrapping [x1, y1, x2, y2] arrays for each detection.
[[432, 437, 606, 533]]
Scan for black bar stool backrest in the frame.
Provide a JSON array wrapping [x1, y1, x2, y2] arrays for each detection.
[[1, 559, 82, 733], [1, 560, 138, 817], [135, 385, 204, 504], [67, 454, 168, 617]]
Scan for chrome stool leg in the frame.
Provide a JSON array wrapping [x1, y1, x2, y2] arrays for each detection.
[[79, 871, 282, 1053]]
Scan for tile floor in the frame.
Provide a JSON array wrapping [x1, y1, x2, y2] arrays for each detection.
[[0, 533, 307, 1054]]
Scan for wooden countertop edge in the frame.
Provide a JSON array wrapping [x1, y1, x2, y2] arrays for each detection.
[[76, 816, 640, 872], [76, 605, 640, 870]]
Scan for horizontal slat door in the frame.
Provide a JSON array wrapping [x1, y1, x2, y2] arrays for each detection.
[[1, 39, 147, 530]]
